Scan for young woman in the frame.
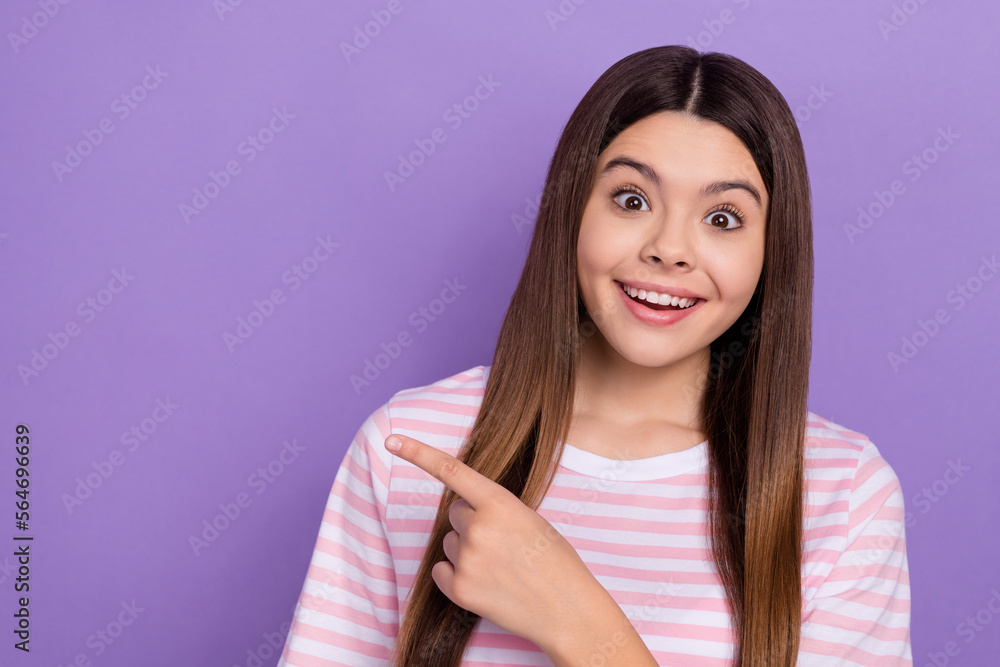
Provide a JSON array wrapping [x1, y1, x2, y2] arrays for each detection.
[[278, 46, 911, 666]]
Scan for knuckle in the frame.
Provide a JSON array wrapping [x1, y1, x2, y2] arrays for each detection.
[[494, 493, 517, 512], [463, 521, 483, 543], [438, 458, 460, 480]]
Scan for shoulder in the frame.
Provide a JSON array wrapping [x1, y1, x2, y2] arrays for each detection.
[[804, 411, 870, 456], [354, 365, 489, 495], [802, 410, 905, 540], [378, 364, 488, 455], [803, 410, 901, 488], [384, 364, 488, 427]]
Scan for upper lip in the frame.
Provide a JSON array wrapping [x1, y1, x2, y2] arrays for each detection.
[[616, 279, 704, 301]]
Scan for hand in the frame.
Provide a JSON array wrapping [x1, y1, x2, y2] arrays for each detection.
[[383, 433, 605, 654]]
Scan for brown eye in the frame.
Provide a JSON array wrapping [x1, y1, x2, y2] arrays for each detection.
[[704, 209, 742, 231], [613, 190, 650, 212]]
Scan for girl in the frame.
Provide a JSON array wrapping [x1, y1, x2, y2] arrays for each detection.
[[278, 46, 911, 666]]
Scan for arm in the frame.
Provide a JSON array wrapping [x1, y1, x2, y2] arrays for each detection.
[[798, 439, 912, 665], [541, 582, 660, 667], [277, 404, 398, 666]]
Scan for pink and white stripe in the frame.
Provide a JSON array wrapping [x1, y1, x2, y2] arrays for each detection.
[[278, 365, 911, 666]]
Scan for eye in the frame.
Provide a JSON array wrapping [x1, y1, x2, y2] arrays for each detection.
[[611, 185, 650, 212], [702, 204, 746, 232]]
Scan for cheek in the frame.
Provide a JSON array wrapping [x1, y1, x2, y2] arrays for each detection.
[[578, 208, 639, 262], [576, 222, 630, 315], [704, 249, 763, 302], [577, 218, 620, 277]]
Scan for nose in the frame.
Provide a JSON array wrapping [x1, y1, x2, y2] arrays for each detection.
[[643, 210, 696, 268]]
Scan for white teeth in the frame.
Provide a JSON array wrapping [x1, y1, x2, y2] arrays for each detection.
[[621, 282, 697, 309]]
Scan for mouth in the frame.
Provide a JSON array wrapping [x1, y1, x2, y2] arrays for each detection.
[[615, 281, 703, 311]]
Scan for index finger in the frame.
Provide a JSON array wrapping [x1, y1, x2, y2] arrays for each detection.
[[384, 434, 502, 510]]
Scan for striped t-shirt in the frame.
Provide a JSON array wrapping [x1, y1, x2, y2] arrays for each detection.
[[277, 365, 912, 666]]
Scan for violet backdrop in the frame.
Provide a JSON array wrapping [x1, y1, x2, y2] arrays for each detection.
[[1, 1, 998, 665]]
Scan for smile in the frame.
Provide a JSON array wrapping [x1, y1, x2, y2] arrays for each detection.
[[617, 281, 700, 310]]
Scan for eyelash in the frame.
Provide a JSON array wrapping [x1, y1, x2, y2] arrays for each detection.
[[609, 183, 747, 232]]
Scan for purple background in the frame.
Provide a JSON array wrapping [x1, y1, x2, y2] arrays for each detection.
[[1, 1, 997, 665]]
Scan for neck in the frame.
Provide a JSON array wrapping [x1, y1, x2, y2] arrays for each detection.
[[572, 321, 709, 435]]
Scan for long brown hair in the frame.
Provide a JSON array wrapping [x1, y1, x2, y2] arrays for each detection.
[[391, 45, 812, 666]]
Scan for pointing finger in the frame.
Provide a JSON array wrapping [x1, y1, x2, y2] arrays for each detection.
[[385, 434, 501, 510]]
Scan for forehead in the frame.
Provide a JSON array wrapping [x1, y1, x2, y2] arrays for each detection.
[[598, 111, 765, 194]]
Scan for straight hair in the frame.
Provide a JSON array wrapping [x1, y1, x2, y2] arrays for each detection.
[[391, 45, 812, 666]]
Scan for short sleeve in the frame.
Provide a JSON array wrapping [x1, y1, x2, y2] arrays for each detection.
[[277, 402, 399, 666], [798, 439, 912, 665]]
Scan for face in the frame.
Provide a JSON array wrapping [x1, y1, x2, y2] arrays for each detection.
[[576, 110, 768, 371]]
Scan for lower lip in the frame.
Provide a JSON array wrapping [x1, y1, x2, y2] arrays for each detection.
[[617, 282, 704, 326]]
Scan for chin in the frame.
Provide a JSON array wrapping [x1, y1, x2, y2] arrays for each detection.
[[606, 334, 704, 368]]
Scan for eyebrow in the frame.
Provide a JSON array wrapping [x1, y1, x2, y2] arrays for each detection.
[[600, 156, 764, 210]]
